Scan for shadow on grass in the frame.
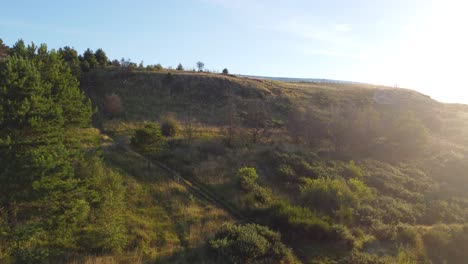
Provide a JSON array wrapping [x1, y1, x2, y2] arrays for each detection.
[[103, 145, 172, 184]]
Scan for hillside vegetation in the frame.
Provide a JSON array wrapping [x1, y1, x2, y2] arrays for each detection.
[[1, 40, 468, 263]]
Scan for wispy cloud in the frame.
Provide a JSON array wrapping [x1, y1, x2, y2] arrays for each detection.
[[203, 0, 364, 59]]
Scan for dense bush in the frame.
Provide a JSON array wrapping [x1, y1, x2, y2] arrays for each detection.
[[238, 167, 259, 191], [130, 123, 166, 157], [76, 157, 127, 252], [263, 200, 355, 246], [208, 223, 298, 264], [344, 161, 363, 178], [300, 177, 373, 217], [237, 167, 273, 207], [161, 116, 180, 137]]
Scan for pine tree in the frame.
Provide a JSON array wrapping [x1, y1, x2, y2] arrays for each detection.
[[58, 46, 81, 78], [8, 39, 27, 57], [0, 45, 94, 255], [94, 48, 108, 67], [0, 38, 9, 60], [82, 48, 97, 69]]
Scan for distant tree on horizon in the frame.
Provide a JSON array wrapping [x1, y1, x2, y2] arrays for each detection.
[[82, 48, 97, 69], [94, 48, 108, 67], [196, 61, 204, 72], [111, 59, 121, 67], [222, 68, 229, 75], [177, 63, 184, 71], [0, 38, 9, 60]]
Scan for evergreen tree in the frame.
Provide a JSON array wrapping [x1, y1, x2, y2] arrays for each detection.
[[0, 38, 9, 60], [0, 43, 94, 257], [94, 48, 108, 67], [58, 46, 81, 78], [8, 39, 27, 57], [131, 123, 166, 168], [176, 63, 184, 71], [131, 124, 166, 157], [196, 61, 204, 72], [82, 48, 97, 69]]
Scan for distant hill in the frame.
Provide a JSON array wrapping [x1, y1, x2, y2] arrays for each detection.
[[237, 74, 369, 85]]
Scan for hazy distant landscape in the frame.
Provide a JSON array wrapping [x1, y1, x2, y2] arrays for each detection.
[[238, 75, 369, 85]]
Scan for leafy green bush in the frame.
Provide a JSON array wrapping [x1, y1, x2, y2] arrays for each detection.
[[130, 123, 166, 157], [252, 184, 273, 204], [208, 223, 299, 264], [76, 157, 127, 252], [267, 200, 331, 240], [339, 251, 392, 264], [278, 164, 296, 180], [161, 116, 180, 137], [238, 167, 259, 191], [237, 167, 273, 207], [344, 160, 363, 178]]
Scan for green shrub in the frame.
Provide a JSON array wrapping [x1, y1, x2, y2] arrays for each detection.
[[301, 177, 373, 216], [278, 164, 296, 180], [252, 185, 273, 204], [267, 200, 333, 240], [396, 225, 420, 247], [344, 160, 363, 178], [76, 157, 127, 252], [238, 167, 259, 191], [130, 123, 166, 157], [160, 116, 180, 137], [208, 223, 299, 264], [371, 221, 397, 241], [339, 251, 392, 264], [300, 177, 356, 214]]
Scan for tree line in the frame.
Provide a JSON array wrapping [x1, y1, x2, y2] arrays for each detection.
[[0, 39, 127, 262]]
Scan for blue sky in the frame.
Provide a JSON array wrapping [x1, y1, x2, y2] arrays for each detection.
[[1, 0, 467, 103]]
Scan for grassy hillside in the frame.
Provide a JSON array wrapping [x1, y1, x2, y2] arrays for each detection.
[[81, 67, 468, 263], [5, 40, 467, 264]]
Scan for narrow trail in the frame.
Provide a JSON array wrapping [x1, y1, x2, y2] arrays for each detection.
[[106, 135, 246, 222]]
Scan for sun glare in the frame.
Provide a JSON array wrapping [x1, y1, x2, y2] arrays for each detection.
[[365, 0, 468, 102]]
